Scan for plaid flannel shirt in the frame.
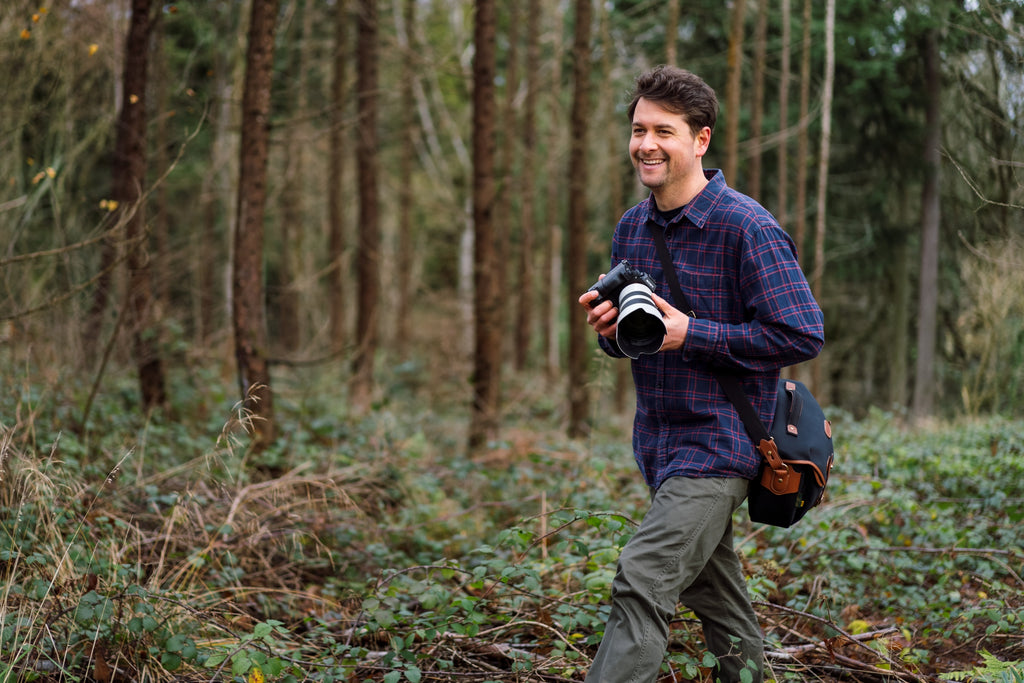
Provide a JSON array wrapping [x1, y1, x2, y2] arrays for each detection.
[[598, 169, 824, 489]]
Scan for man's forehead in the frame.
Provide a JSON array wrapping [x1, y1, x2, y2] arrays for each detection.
[[632, 104, 687, 127]]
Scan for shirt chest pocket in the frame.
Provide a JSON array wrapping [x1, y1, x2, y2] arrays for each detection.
[[674, 272, 736, 321]]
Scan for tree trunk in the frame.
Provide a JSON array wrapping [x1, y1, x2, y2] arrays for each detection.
[[395, 0, 416, 360], [328, 0, 349, 355], [811, 0, 834, 393], [276, 0, 312, 354], [889, 212, 911, 409], [468, 0, 501, 452], [566, 0, 593, 438], [542, 2, 565, 381], [748, 0, 768, 201], [723, 0, 746, 185], [351, 0, 381, 412], [513, 0, 540, 372], [776, 0, 791, 226], [912, 26, 942, 421], [118, 0, 166, 411], [665, 0, 680, 65], [601, 1, 630, 415], [794, 0, 812, 262], [494, 1, 519, 365], [233, 0, 280, 444]]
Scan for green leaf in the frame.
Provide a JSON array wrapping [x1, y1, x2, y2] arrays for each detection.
[[165, 634, 188, 653]]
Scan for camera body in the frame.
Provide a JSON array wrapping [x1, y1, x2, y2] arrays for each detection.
[[587, 260, 666, 359], [587, 260, 658, 307]]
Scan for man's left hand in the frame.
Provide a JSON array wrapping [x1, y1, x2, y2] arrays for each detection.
[[651, 292, 690, 352]]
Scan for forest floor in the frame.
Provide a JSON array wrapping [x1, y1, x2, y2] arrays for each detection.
[[1, 366, 1022, 682]]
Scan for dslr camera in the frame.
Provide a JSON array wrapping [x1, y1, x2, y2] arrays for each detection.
[[587, 260, 666, 359]]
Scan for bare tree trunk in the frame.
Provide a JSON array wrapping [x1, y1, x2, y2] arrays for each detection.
[[811, 0, 834, 393], [495, 2, 519, 355], [889, 207, 911, 410], [776, 0, 791, 226], [601, 1, 630, 415], [233, 0, 280, 444], [276, 0, 313, 353], [117, 0, 166, 411], [351, 0, 381, 412], [665, 0, 680, 65], [468, 0, 500, 453], [151, 14, 170, 312], [199, 47, 240, 346], [543, 3, 564, 382], [513, 0, 540, 372], [328, 0, 349, 355], [794, 0, 812, 262], [567, 0, 593, 438], [723, 0, 746, 185], [748, 0, 768, 201], [912, 26, 942, 422], [395, 0, 416, 360]]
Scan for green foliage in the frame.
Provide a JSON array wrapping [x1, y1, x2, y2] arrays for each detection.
[[942, 651, 1024, 682], [1, 364, 1023, 681]]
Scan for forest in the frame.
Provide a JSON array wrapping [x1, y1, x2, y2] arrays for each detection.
[[1, 0, 1023, 681]]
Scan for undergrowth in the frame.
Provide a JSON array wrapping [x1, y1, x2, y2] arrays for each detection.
[[0, 360, 1022, 682]]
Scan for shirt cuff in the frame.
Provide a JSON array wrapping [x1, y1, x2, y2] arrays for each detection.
[[682, 316, 720, 360], [598, 334, 627, 358]]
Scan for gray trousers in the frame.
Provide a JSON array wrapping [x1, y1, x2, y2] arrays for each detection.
[[585, 476, 764, 683]]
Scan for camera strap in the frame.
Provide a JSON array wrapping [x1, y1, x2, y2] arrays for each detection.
[[645, 220, 772, 447]]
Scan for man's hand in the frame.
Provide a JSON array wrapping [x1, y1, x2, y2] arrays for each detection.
[[579, 288, 618, 340], [651, 292, 690, 351]]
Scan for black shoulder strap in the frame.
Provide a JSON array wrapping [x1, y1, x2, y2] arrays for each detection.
[[646, 220, 772, 447]]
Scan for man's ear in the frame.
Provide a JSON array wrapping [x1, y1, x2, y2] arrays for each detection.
[[695, 126, 712, 158]]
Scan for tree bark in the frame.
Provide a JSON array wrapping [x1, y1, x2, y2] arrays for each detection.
[[601, 1, 630, 415], [328, 0, 349, 355], [494, 1, 519, 366], [276, 0, 313, 354], [542, 2, 565, 381], [723, 0, 746, 186], [233, 0, 280, 444], [665, 0, 680, 65], [776, 0, 791, 226], [118, 0, 166, 411], [395, 0, 416, 360], [811, 0, 835, 393], [794, 0, 812, 262], [467, 0, 501, 453], [566, 0, 593, 438], [748, 0, 768, 201], [513, 0, 540, 372], [912, 26, 942, 421], [350, 0, 381, 412]]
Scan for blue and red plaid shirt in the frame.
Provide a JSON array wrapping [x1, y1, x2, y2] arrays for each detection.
[[598, 169, 824, 489]]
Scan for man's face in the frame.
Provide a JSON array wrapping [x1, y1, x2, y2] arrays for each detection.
[[629, 97, 710, 203]]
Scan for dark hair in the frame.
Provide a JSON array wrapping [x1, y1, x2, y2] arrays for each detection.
[[627, 66, 718, 136]]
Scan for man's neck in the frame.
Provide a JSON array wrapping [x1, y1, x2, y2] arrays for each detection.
[[652, 170, 709, 212]]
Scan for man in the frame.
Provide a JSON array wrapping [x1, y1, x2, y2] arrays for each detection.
[[578, 66, 824, 683]]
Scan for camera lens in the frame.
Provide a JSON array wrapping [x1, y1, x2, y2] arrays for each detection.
[[616, 283, 666, 358]]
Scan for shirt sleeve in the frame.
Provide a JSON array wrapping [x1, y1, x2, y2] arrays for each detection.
[[681, 221, 824, 372]]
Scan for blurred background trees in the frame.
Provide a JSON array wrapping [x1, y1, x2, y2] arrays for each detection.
[[1, 0, 1022, 447]]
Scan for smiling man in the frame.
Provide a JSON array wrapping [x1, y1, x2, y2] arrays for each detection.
[[578, 67, 824, 683]]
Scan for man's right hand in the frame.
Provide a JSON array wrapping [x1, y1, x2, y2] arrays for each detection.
[[579, 288, 618, 340]]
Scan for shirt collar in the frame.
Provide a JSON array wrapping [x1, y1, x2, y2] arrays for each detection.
[[642, 169, 725, 230]]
